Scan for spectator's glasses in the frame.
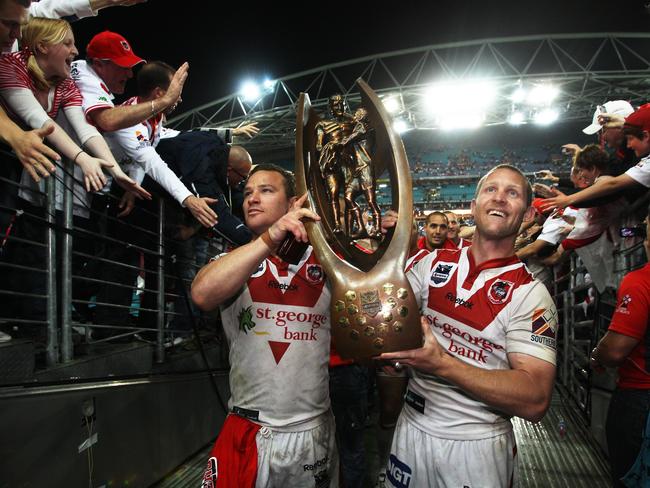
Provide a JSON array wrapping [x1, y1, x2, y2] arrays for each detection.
[[229, 168, 249, 192]]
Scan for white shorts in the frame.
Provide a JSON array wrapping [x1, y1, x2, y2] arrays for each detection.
[[255, 412, 339, 488], [386, 415, 517, 488]]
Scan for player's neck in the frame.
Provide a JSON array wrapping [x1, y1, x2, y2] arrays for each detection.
[[470, 232, 516, 266]]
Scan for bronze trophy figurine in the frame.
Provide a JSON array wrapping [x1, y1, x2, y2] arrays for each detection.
[[295, 79, 422, 361]]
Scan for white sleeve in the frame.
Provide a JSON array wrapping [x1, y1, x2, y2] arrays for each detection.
[[536, 216, 564, 245], [0, 87, 50, 129], [105, 124, 192, 206], [407, 250, 438, 309], [70, 62, 114, 118], [62, 105, 100, 145], [625, 158, 650, 188], [505, 281, 558, 365], [29, 0, 95, 20]]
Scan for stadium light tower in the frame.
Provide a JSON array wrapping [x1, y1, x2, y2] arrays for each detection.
[[240, 80, 261, 102]]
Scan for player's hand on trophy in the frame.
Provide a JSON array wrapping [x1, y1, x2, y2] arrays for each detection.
[[378, 316, 451, 376], [267, 194, 320, 245]]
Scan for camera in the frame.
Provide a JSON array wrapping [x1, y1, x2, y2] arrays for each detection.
[[619, 226, 646, 238]]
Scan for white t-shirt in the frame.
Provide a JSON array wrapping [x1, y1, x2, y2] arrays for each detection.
[[625, 155, 650, 188], [218, 247, 332, 427], [404, 247, 557, 440]]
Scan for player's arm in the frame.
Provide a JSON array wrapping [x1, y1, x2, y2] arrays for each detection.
[[191, 194, 319, 311], [591, 331, 640, 368], [380, 318, 555, 422]]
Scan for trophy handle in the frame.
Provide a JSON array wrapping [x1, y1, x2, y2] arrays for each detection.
[[356, 79, 412, 271], [295, 93, 365, 283]]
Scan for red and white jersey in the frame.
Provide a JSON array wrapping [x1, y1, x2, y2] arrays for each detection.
[[0, 49, 82, 126], [443, 238, 471, 250], [405, 247, 557, 439], [607, 263, 650, 389], [70, 60, 115, 121], [101, 96, 191, 205], [219, 247, 332, 427], [536, 207, 578, 246], [566, 177, 621, 242]]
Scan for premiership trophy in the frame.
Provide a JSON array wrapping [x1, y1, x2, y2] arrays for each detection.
[[294, 79, 422, 361]]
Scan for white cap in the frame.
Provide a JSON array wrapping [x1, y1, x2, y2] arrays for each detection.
[[582, 100, 634, 135]]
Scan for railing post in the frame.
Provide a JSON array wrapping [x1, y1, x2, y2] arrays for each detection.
[[156, 198, 165, 363], [45, 176, 58, 366], [562, 290, 570, 386], [61, 158, 74, 362]]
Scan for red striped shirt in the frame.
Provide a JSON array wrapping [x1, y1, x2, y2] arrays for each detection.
[[0, 49, 82, 125]]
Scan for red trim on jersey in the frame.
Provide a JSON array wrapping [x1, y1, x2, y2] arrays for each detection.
[[561, 234, 602, 251], [426, 249, 532, 332], [247, 252, 326, 308], [607, 264, 650, 389], [203, 414, 260, 488]]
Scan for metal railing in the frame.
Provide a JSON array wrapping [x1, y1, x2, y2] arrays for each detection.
[[0, 148, 228, 384], [553, 233, 646, 420]]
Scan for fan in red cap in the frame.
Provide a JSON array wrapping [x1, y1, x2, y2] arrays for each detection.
[[86, 31, 145, 68]]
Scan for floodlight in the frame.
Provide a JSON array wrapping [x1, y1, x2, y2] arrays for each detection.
[[240, 80, 261, 102], [383, 96, 400, 114], [393, 119, 409, 133], [509, 111, 525, 125], [534, 108, 559, 125], [527, 84, 559, 106], [263, 79, 275, 90], [511, 88, 526, 103]]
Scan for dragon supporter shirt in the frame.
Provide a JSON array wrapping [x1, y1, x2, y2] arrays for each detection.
[[405, 247, 558, 440], [218, 247, 332, 427]]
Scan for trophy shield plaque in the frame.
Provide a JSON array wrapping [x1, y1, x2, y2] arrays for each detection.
[[295, 79, 422, 361]]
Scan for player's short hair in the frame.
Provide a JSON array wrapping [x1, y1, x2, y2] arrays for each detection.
[[136, 60, 175, 97], [249, 163, 296, 199], [425, 211, 448, 225], [474, 164, 533, 207]]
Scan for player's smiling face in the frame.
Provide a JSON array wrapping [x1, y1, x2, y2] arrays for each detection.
[[472, 167, 532, 240], [243, 170, 295, 235]]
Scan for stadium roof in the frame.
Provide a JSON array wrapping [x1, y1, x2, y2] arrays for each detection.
[[168, 33, 650, 151]]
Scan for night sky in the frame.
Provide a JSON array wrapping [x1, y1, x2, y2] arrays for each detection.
[[69, 0, 650, 113]]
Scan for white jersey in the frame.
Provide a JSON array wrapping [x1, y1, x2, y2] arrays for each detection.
[[625, 154, 650, 188], [70, 60, 115, 118], [405, 247, 557, 440], [219, 247, 332, 428]]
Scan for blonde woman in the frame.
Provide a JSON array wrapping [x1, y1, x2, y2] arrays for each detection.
[[0, 17, 149, 198]]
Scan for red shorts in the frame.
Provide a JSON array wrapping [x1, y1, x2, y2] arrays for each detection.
[[201, 414, 261, 488]]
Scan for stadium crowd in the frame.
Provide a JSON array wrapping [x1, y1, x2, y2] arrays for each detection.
[[0, 1, 647, 487]]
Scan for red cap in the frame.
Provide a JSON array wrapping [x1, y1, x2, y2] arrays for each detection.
[[532, 198, 552, 215], [624, 103, 650, 133], [86, 31, 145, 68]]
